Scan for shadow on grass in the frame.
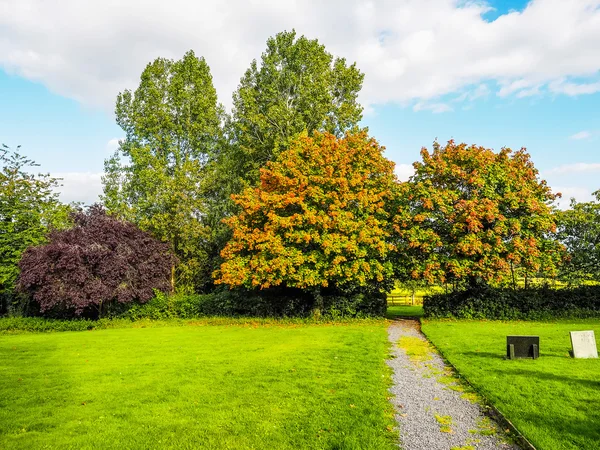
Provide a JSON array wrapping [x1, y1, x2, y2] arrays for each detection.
[[443, 352, 600, 449], [460, 351, 504, 360], [510, 407, 600, 450], [496, 367, 600, 390]]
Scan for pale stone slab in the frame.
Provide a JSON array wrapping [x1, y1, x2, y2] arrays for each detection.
[[570, 330, 598, 359]]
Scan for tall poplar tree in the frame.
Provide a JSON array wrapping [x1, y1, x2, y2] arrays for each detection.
[[228, 30, 365, 187], [102, 51, 223, 292]]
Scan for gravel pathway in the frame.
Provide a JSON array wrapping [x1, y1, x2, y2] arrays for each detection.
[[387, 319, 520, 450]]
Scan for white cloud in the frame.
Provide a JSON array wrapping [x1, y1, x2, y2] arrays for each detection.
[[106, 138, 122, 152], [515, 84, 543, 98], [413, 102, 453, 113], [552, 186, 595, 209], [546, 162, 600, 175], [53, 172, 103, 205], [394, 163, 414, 181], [498, 79, 538, 98], [1, 0, 600, 112], [570, 131, 592, 140], [453, 84, 491, 102], [549, 79, 600, 96]]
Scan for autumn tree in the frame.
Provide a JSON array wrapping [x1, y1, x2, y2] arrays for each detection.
[[555, 191, 600, 285], [103, 51, 223, 292], [18, 205, 176, 317], [0, 145, 71, 313], [215, 131, 398, 313], [227, 30, 364, 187], [394, 141, 561, 288]]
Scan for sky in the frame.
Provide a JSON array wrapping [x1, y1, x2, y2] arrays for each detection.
[[0, 0, 599, 208]]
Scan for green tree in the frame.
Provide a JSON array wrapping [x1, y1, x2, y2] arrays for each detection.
[[102, 51, 223, 292], [228, 30, 364, 187], [0, 145, 70, 311], [394, 141, 562, 289], [556, 191, 600, 285]]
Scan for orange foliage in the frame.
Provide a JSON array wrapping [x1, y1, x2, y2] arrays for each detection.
[[394, 140, 563, 285], [215, 131, 398, 290]]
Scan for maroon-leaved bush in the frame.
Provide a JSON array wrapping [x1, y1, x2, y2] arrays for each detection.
[[17, 205, 176, 316]]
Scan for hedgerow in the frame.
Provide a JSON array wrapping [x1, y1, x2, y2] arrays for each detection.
[[424, 285, 600, 320]]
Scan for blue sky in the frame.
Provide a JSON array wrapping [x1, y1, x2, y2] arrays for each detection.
[[1, 0, 599, 207]]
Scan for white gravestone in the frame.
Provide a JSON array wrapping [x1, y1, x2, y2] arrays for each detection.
[[570, 331, 598, 359]]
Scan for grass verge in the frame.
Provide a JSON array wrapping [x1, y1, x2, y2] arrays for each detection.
[[0, 316, 384, 334], [422, 319, 600, 450]]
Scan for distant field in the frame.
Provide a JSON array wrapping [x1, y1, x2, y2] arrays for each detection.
[[387, 285, 445, 306], [0, 323, 397, 449], [386, 305, 424, 319], [423, 319, 600, 450]]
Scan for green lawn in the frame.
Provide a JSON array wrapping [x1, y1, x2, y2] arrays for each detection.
[[386, 305, 424, 319], [0, 323, 397, 449], [422, 319, 600, 450]]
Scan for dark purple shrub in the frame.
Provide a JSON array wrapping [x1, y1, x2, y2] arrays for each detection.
[[17, 205, 176, 317]]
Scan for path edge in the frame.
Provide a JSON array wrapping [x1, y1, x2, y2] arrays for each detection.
[[416, 319, 538, 450]]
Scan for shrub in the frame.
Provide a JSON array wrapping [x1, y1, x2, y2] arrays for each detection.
[[0, 317, 97, 333], [424, 285, 600, 320], [122, 291, 212, 320], [213, 288, 387, 318], [122, 288, 387, 320], [17, 205, 176, 318]]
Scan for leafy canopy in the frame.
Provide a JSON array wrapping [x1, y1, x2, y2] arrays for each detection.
[[229, 30, 364, 186], [394, 141, 561, 286], [18, 205, 176, 316], [216, 131, 398, 293], [102, 50, 223, 291], [0, 145, 70, 295], [556, 191, 600, 284]]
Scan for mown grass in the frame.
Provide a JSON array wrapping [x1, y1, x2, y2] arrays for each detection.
[[386, 305, 424, 319], [422, 319, 600, 450], [0, 323, 398, 449], [0, 316, 384, 334]]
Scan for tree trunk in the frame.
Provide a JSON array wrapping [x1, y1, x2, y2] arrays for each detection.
[[312, 288, 323, 319], [171, 265, 176, 293], [510, 261, 517, 291]]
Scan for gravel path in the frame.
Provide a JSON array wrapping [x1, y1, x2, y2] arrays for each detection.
[[387, 320, 520, 450]]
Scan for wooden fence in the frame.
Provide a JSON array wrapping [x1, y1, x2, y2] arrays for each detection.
[[386, 295, 423, 306]]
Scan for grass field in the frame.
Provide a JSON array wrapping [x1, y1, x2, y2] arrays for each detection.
[[0, 323, 397, 449], [422, 319, 600, 450], [386, 305, 424, 319]]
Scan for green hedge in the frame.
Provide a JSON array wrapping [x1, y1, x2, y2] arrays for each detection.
[[423, 285, 600, 320], [2, 286, 387, 321], [0, 315, 388, 334], [0, 317, 127, 333], [121, 288, 387, 320]]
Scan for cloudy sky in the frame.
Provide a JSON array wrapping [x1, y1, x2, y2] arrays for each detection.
[[1, 0, 599, 208]]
